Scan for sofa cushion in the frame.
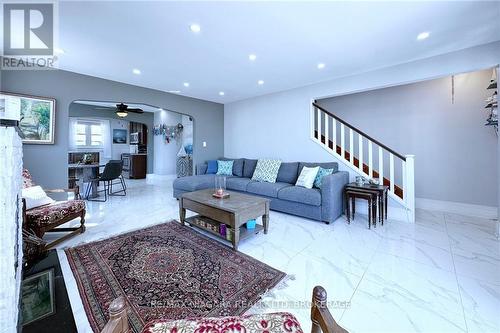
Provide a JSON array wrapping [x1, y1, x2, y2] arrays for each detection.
[[173, 174, 216, 192], [226, 177, 252, 191], [243, 159, 258, 178], [276, 162, 299, 184], [220, 157, 244, 177], [216, 160, 234, 176], [298, 162, 338, 174], [278, 186, 322, 206], [246, 181, 291, 198]]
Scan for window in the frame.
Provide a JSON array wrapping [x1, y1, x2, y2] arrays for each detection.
[[75, 120, 104, 148]]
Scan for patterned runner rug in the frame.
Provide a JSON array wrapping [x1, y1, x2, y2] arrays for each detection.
[[65, 221, 286, 333]]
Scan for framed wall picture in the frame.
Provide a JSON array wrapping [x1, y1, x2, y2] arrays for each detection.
[[21, 268, 56, 325], [0, 92, 56, 144], [113, 129, 127, 144]]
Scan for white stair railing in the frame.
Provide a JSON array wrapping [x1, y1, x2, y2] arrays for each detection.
[[311, 102, 415, 222]]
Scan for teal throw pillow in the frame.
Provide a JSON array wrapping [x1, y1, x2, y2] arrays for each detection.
[[314, 167, 334, 188], [216, 160, 234, 176]]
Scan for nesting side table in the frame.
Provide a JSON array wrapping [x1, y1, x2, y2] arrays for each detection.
[[344, 182, 389, 228]]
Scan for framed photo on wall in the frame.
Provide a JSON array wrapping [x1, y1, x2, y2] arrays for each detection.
[[113, 129, 127, 144], [0, 92, 56, 144]]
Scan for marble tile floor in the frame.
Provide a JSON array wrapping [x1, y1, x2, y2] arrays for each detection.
[[48, 178, 500, 333]]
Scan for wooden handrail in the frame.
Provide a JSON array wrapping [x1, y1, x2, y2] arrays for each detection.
[[312, 102, 406, 161]]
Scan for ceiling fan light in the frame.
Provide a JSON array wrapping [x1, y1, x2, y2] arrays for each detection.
[[116, 110, 128, 118]]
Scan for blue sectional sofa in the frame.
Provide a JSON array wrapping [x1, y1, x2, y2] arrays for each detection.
[[172, 158, 349, 224]]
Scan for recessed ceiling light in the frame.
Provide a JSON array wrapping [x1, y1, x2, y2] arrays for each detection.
[[189, 24, 201, 33], [257, 80, 264, 85], [183, 82, 190, 87], [219, 91, 225, 96], [417, 31, 430, 40], [54, 48, 65, 54], [317, 63, 325, 69], [132, 68, 141, 75], [248, 54, 257, 61], [168, 90, 181, 94]]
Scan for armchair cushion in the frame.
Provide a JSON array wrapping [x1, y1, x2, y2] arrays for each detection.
[[22, 185, 55, 209], [142, 312, 303, 333], [25, 200, 86, 228]]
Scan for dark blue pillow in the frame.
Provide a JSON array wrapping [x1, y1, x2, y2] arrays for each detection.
[[207, 160, 218, 174]]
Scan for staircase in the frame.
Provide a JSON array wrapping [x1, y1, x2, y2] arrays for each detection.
[[311, 102, 415, 222]]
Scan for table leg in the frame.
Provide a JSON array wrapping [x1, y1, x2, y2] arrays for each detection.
[[372, 196, 377, 228], [368, 198, 372, 229], [263, 201, 269, 234], [179, 198, 186, 225], [352, 197, 356, 219], [346, 192, 351, 224], [233, 215, 239, 251], [385, 190, 388, 220], [378, 194, 383, 225]]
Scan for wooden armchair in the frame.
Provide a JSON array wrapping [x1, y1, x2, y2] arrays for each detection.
[[22, 169, 86, 249], [101, 286, 348, 333]]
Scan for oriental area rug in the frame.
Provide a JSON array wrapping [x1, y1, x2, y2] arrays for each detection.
[[65, 221, 286, 333]]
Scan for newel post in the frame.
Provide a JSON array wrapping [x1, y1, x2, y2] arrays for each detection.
[[405, 154, 415, 223]]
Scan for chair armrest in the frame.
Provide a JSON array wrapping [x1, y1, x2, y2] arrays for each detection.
[[321, 171, 349, 223], [311, 286, 349, 333], [196, 163, 208, 175]]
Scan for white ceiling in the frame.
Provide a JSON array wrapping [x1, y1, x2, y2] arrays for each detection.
[[55, 1, 500, 103]]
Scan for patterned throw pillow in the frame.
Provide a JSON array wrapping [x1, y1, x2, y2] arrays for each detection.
[[295, 166, 320, 189], [251, 159, 282, 183], [216, 160, 234, 176], [314, 167, 334, 188]]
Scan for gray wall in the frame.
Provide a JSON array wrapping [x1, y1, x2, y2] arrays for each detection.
[[225, 42, 500, 208], [317, 69, 497, 206], [69, 103, 155, 173], [1, 69, 224, 188]]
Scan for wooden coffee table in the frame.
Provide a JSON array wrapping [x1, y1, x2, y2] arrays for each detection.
[[179, 189, 270, 250]]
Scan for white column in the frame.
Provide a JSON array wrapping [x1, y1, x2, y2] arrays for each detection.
[[405, 154, 415, 223], [0, 127, 23, 333], [497, 66, 500, 239]]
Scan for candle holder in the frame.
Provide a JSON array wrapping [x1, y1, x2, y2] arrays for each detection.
[[213, 175, 229, 199]]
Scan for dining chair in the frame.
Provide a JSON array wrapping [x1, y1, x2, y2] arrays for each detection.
[[85, 160, 126, 202]]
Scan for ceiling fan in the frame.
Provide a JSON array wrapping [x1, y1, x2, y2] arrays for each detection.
[[95, 103, 144, 118]]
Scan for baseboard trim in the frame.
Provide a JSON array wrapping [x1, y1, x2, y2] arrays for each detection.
[[147, 174, 177, 181], [416, 198, 498, 219]]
